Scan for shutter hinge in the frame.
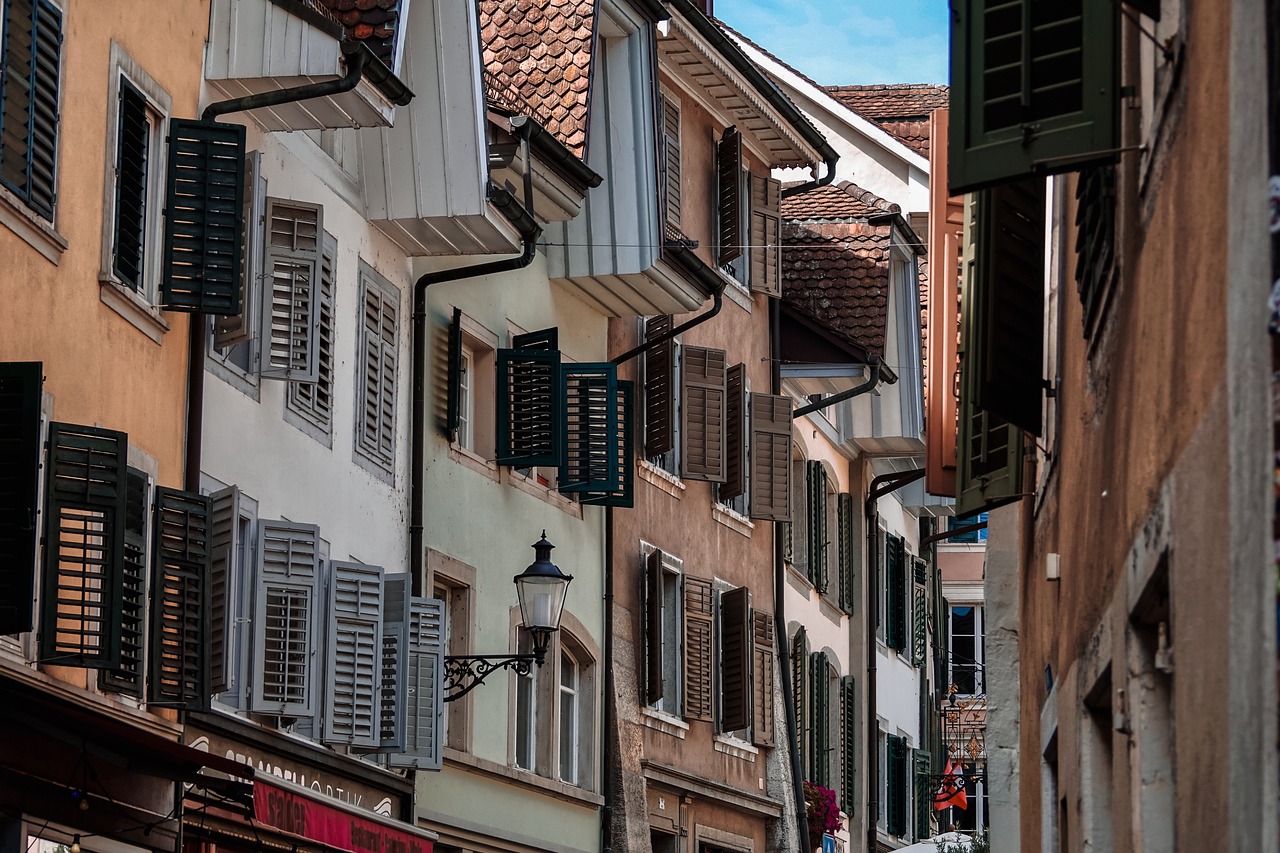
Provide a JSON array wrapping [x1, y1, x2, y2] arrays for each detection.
[[1042, 378, 1056, 398]]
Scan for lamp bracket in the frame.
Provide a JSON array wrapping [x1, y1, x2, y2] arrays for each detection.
[[443, 653, 543, 702]]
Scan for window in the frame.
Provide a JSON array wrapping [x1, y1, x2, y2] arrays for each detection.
[[717, 362, 748, 516], [354, 264, 400, 481], [558, 648, 579, 782], [948, 605, 984, 695], [514, 628, 538, 771], [457, 345, 474, 450], [643, 546, 684, 715], [0, 0, 62, 220], [947, 511, 988, 543], [511, 626, 595, 787], [716, 585, 751, 738], [284, 233, 336, 443], [432, 568, 473, 753], [443, 309, 498, 459]]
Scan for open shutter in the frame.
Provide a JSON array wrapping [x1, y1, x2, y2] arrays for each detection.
[[809, 651, 830, 786], [914, 749, 932, 838], [806, 461, 828, 592], [841, 676, 857, 814], [887, 536, 906, 652], [644, 548, 664, 704], [913, 574, 928, 668], [561, 364, 633, 506], [355, 273, 399, 466], [659, 94, 682, 228], [40, 423, 126, 668], [112, 80, 150, 291], [148, 488, 212, 709], [0, 362, 42, 635], [752, 610, 775, 746], [161, 119, 246, 314], [444, 307, 463, 439], [496, 328, 561, 466], [791, 627, 809, 773], [719, 586, 751, 732], [208, 485, 240, 694], [251, 520, 319, 717], [0, 0, 62, 220], [682, 576, 714, 721], [716, 127, 743, 266], [680, 346, 727, 481], [748, 394, 791, 520], [100, 468, 147, 696], [643, 315, 675, 458], [837, 493, 855, 613], [323, 562, 384, 747], [389, 597, 445, 770], [886, 735, 907, 835], [287, 233, 337, 433], [1074, 164, 1116, 339], [373, 574, 411, 753], [948, 0, 1119, 193], [258, 199, 322, 382], [749, 175, 781, 296], [579, 380, 633, 506], [722, 363, 747, 501], [214, 150, 265, 349]]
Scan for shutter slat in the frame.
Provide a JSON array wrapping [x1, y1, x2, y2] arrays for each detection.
[[496, 329, 561, 466], [214, 151, 265, 348], [388, 596, 445, 770], [837, 492, 855, 613], [259, 199, 323, 383], [112, 81, 149, 291], [680, 346, 727, 481], [716, 127, 743, 266], [250, 520, 319, 717], [806, 461, 829, 593], [323, 562, 384, 747], [372, 574, 411, 752], [682, 576, 713, 721], [0, 362, 42, 636], [841, 676, 857, 814], [751, 610, 774, 746], [148, 487, 212, 709], [208, 485, 240, 693], [719, 586, 751, 732], [748, 394, 791, 520], [100, 469, 147, 696], [721, 363, 747, 500], [791, 627, 810, 773]]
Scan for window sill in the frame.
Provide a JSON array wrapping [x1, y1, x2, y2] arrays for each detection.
[[0, 184, 66, 264], [99, 279, 170, 344], [448, 443, 500, 481], [711, 502, 754, 538], [712, 734, 757, 762], [639, 460, 685, 499], [784, 562, 813, 596], [507, 469, 583, 518], [441, 748, 603, 808], [818, 595, 845, 625], [720, 277, 753, 312], [641, 706, 688, 739]]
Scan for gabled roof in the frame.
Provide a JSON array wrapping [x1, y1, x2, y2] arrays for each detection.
[[317, 0, 403, 65], [782, 180, 900, 221], [824, 84, 949, 156]]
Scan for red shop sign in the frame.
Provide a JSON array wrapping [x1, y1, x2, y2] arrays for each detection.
[[254, 778, 434, 853]]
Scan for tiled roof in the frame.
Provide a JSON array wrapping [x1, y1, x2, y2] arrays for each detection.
[[782, 220, 892, 357], [781, 181, 900, 221], [824, 84, 949, 156], [318, 0, 402, 66], [480, 0, 595, 157]]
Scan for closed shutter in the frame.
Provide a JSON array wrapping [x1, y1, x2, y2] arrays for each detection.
[[356, 272, 399, 467], [147, 487, 212, 709], [0, 362, 42, 636], [389, 597, 445, 770], [257, 198, 323, 382], [373, 573, 411, 753], [791, 627, 809, 773], [748, 394, 791, 520], [682, 576, 713, 721], [250, 520, 320, 717], [643, 315, 675, 458], [806, 461, 828, 592], [40, 423, 127, 668], [722, 363, 747, 501], [1074, 164, 1116, 339], [886, 734, 906, 836], [644, 548, 664, 705], [948, 0, 1119, 193], [887, 535, 906, 651], [659, 94, 681, 228], [840, 676, 857, 814], [161, 119, 246, 314], [100, 469, 147, 696], [809, 651, 830, 786], [837, 493, 855, 613], [680, 347, 727, 481], [749, 175, 782, 296], [716, 127, 743, 266], [719, 586, 751, 732], [323, 562, 384, 747], [444, 307, 463, 439], [496, 328, 561, 466], [0, 0, 62, 220], [914, 748, 932, 838], [214, 150, 265, 349], [752, 609, 774, 746], [287, 233, 336, 434], [112, 80, 150, 291], [208, 485, 240, 694], [560, 364, 633, 505]]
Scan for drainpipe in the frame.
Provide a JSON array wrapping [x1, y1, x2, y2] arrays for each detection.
[[601, 504, 615, 853], [184, 48, 374, 492], [790, 359, 884, 419], [609, 283, 724, 366]]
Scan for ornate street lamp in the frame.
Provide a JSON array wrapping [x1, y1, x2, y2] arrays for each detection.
[[443, 532, 573, 702]]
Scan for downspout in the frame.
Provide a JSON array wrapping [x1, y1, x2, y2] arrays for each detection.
[[610, 283, 724, 366], [790, 359, 884, 419], [409, 120, 543, 593], [184, 47, 374, 492], [601, 504, 615, 853]]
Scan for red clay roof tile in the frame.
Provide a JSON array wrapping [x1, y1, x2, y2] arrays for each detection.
[[317, 0, 401, 65], [782, 220, 892, 357], [823, 84, 949, 156], [781, 181, 899, 221]]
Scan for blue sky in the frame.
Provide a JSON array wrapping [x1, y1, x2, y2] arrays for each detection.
[[716, 0, 950, 87]]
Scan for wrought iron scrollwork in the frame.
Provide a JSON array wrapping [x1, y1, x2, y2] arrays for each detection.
[[443, 654, 539, 703]]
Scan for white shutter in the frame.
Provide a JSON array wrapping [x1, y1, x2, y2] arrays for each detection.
[[208, 485, 241, 694], [214, 151, 266, 349], [371, 573, 411, 753], [258, 199, 322, 383], [322, 561, 384, 747], [250, 519, 320, 717], [388, 597, 445, 770]]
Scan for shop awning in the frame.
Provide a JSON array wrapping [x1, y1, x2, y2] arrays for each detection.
[[253, 777, 436, 853]]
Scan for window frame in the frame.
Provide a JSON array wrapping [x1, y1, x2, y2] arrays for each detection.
[[947, 603, 985, 696]]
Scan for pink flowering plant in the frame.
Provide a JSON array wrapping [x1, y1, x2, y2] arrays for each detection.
[[803, 781, 842, 842]]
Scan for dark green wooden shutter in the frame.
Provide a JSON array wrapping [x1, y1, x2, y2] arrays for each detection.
[[1074, 164, 1116, 339], [887, 734, 907, 836], [161, 118, 246, 314], [444, 307, 463, 439], [840, 676, 857, 814], [792, 627, 809, 773], [914, 748, 932, 838], [148, 487, 212, 709], [496, 328, 561, 466], [0, 0, 62, 220], [720, 586, 752, 732], [752, 609, 775, 746], [949, 0, 1118, 193], [807, 461, 829, 593], [837, 493, 854, 613], [112, 80, 150, 291], [913, 583, 928, 668], [100, 468, 147, 697], [643, 315, 675, 458], [721, 363, 747, 501], [887, 535, 906, 652], [809, 651, 830, 786], [0, 362, 42, 636], [716, 127, 743, 266], [580, 380, 634, 507], [40, 423, 127, 668], [560, 364, 633, 506], [683, 576, 714, 721]]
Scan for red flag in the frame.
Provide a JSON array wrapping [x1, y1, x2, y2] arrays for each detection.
[[934, 758, 969, 811]]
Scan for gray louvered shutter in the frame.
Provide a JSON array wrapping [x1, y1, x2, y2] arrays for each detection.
[[257, 199, 322, 382], [148, 488, 212, 709], [496, 328, 561, 466], [356, 271, 399, 466], [682, 576, 714, 721], [806, 461, 828, 592], [660, 94, 681, 228], [287, 233, 337, 434], [722, 363, 747, 501], [444, 307, 463, 439], [680, 346, 727, 481], [208, 485, 240, 694], [0, 362, 42, 636], [373, 573, 411, 752], [643, 316, 675, 458], [214, 150, 265, 349], [40, 423, 127, 668], [161, 119, 246, 314], [809, 651, 831, 786], [251, 520, 320, 717], [111, 80, 150, 291], [840, 676, 857, 814], [751, 610, 774, 746], [389, 597, 445, 770], [101, 468, 148, 696], [748, 394, 791, 520], [719, 586, 751, 732], [644, 548, 664, 704], [837, 492, 855, 613], [949, 0, 1119, 193], [716, 127, 743, 266], [749, 174, 781, 296], [791, 627, 810, 773], [0, 0, 62, 220], [323, 562, 384, 747]]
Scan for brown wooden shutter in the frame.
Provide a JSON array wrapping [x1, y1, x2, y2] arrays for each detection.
[[752, 610, 775, 746], [660, 94, 682, 228], [682, 576, 713, 721], [643, 315, 675, 458], [722, 363, 747, 500], [680, 346, 727, 481], [720, 586, 751, 731], [749, 174, 782, 296], [716, 127, 743, 266], [749, 393, 792, 521], [644, 548, 664, 705]]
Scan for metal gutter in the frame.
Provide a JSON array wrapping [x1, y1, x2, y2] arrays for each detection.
[[508, 115, 603, 191], [610, 237, 727, 365], [791, 359, 884, 418]]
